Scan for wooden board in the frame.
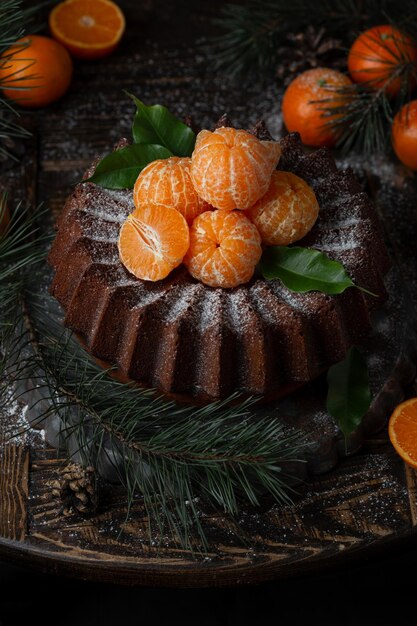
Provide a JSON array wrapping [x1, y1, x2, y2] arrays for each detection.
[[1, 420, 417, 587], [1, 0, 417, 587]]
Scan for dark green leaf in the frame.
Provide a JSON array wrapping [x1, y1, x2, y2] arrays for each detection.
[[259, 246, 356, 294], [128, 93, 196, 157], [86, 144, 172, 189], [326, 347, 371, 437]]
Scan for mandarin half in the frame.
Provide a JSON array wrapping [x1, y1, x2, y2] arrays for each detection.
[[184, 210, 262, 289], [245, 171, 319, 246], [389, 398, 417, 468], [134, 157, 210, 224], [190, 127, 281, 212], [118, 205, 189, 282], [49, 0, 126, 60]]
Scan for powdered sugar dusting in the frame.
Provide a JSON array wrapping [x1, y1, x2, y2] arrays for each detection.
[[163, 283, 201, 322], [226, 288, 254, 333]]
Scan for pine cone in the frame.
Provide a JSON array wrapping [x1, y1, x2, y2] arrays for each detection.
[[276, 26, 344, 86], [50, 463, 99, 517]]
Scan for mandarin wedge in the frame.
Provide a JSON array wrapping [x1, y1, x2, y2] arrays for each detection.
[[184, 210, 262, 288], [389, 398, 417, 468], [190, 127, 281, 211], [246, 171, 319, 246], [49, 0, 125, 60], [134, 157, 210, 224], [118, 205, 189, 282]]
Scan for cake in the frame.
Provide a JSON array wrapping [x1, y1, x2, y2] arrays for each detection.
[[48, 126, 390, 403]]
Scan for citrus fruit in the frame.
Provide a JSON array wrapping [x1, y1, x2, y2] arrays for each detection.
[[118, 205, 190, 282], [0, 35, 73, 108], [245, 171, 319, 246], [392, 100, 417, 171], [282, 67, 352, 147], [190, 127, 281, 212], [49, 0, 125, 60], [134, 157, 211, 224], [348, 25, 417, 96], [388, 398, 417, 467], [184, 210, 262, 289]]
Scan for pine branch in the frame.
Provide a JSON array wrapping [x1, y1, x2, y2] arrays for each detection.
[[209, 0, 405, 78], [0, 199, 307, 553], [316, 26, 417, 154]]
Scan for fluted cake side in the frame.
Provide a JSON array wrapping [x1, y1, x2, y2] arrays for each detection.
[[48, 132, 390, 402]]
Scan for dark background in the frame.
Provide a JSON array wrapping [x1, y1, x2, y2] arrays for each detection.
[[1, 1, 416, 622], [1, 540, 416, 625]]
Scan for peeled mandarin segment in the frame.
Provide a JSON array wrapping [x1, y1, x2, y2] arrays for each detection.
[[190, 127, 281, 211], [246, 171, 319, 246], [49, 0, 125, 59], [184, 210, 262, 289], [389, 398, 417, 467], [134, 156, 210, 224], [118, 205, 189, 282]]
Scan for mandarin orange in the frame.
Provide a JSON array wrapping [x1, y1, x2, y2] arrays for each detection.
[[282, 67, 352, 147], [49, 0, 125, 60], [348, 25, 417, 96], [134, 157, 210, 224], [392, 101, 417, 171], [0, 35, 73, 108], [190, 127, 281, 212], [245, 171, 319, 246], [118, 205, 189, 282], [389, 398, 417, 468], [184, 210, 262, 289]]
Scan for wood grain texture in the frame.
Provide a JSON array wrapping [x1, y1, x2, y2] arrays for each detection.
[[0, 436, 29, 541], [1, 0, 417, 587]]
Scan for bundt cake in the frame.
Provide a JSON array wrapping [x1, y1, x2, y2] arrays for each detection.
[[48, 129, 390, 403]]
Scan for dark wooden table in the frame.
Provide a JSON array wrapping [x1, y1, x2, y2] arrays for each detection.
[[1, 0, 417, 590]]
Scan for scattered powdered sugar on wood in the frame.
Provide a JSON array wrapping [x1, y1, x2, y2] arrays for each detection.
[[0, 382, 46, 450]]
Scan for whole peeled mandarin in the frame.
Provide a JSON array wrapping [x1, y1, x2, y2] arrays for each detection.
[[191, 127, 281, 211], [134, 157, 210, 224], [245, 171, 319, 246], [282, 67, 352, 148]]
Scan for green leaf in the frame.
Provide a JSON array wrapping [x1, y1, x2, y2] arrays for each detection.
[[259, 246, 356, 294], [128, 93, 196, 157], [326, 347, 371, 437], [86, 144, 173, 189]]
